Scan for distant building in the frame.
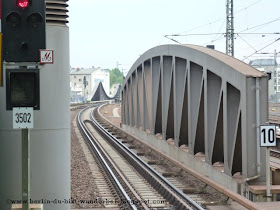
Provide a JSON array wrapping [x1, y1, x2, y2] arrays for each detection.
[[249, 59, 280, 98], [70, 67, 110, 102]]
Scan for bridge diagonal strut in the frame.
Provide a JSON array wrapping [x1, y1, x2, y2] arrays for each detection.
[[121, 44, 268, 187]]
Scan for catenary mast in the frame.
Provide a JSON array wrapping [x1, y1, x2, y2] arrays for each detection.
[[226, 0, 234, 56]]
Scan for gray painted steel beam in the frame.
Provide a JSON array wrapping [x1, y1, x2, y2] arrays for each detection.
[[121, 44, 268, 181]]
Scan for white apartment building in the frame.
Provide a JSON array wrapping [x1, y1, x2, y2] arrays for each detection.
[[70, 67, 110, 101], [249, 59, 280, 99]]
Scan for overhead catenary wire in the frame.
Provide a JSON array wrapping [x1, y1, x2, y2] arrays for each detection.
[[164, 17, 280, 39], [183, 0, 263, 33], [165, 32, 280, 37], [237, 17, 280, 33], [213, 19, 226, 41], [163, 35, 181, 44], [256, 51, 280, 55], [166, 0, 264, 39], [242, 38, 280, 61], [163, 0, 279, 60], [203, 34, 225, 46], [237, 34, 257, 52]]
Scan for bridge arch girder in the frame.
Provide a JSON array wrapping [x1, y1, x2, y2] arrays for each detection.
[[90, 82, 121, 101], [121, 44, 268, 179]]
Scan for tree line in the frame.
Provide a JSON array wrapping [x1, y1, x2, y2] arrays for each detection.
[[110, 68, 123, 87]]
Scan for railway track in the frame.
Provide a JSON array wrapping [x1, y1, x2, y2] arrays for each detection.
[[77, 105, 204, 209], [270, 149, 280, 170], [93, 103, 262, 210], [270, 149, 280, 158]]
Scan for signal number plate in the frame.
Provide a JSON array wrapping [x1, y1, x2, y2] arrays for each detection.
[[13, 108, 33, 129]]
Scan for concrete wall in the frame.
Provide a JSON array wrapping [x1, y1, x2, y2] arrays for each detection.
[[122, 124, 241, 193], [0, 25, 70, 210]]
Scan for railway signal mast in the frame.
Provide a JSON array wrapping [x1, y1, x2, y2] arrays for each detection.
[[226, 0, 234, 57], [1, 1, 46, 209]]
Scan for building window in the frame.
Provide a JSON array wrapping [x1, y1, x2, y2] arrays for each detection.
[[79, 79, 81, 82], [94, 79, 104, 83], [277, 194, 280, 201], [74, 76, 76, 79], [249, 192, 254, 202]]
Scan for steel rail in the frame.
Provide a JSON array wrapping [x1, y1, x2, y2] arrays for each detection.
[[84, 118, 151, 210], [91, 106, 204, 210], [77, 106, 137, 210], [95, 103, 263, 210], [270, 149, 280, 157]]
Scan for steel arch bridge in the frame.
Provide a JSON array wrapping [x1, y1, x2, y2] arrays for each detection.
[[121, 44, 268, 189], [89, 82, 121, 101]]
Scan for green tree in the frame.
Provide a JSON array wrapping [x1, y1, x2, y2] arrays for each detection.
[[110, 68, 123, 87]]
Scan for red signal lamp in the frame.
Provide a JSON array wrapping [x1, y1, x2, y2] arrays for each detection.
[[17, 0, 30, 8]]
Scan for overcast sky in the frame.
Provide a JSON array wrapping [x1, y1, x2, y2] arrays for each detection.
[[68, 0, 280, 73]]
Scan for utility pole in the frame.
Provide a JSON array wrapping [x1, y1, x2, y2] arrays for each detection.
[[116, 61, 121, 69], [226, 0, 234, 56], [83, 76, 87, 103]]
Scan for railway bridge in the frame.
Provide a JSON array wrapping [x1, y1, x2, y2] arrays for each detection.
[[121, 44, 269, 195]]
